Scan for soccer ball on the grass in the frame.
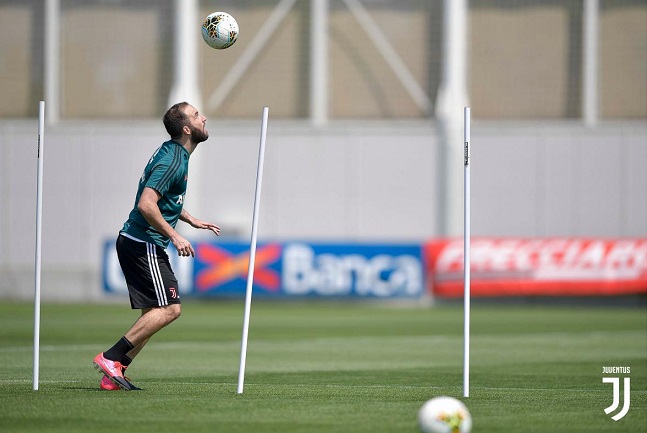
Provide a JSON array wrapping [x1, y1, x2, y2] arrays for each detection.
[[201, 12, 239, 49], [417, 396, 472, 433]]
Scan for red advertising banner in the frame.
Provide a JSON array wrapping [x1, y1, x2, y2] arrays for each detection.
[[424, 238, 647, 297]]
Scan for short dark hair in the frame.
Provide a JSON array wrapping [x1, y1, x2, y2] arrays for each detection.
[[163, 102, 190, 139]]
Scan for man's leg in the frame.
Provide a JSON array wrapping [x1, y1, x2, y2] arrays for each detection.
[[98, 235, 181, 390], [124, 305, 181, 348], [95, 305, 181, 390], [126, 336, 150, 361], [99, 305, 181, 367]]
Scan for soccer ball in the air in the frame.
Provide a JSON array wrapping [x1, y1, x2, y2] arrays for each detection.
[[201, 12, 239, 49], [417, 396, 472, 433]]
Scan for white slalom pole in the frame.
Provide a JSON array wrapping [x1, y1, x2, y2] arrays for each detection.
[[237, 106, 269, 394], [33, 101, 45, 391], [463, 106, 471, 398]]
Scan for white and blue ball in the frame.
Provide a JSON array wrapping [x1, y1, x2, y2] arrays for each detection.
[[201, 12, 239, 50], [418, 396, 472, 433]]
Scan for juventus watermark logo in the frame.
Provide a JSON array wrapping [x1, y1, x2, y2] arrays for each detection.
[[602, 366, 631, 421]]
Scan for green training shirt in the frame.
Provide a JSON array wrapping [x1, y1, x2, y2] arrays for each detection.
[[121, 140, 190, 248]]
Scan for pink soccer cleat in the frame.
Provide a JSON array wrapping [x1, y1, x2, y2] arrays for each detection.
[[93, 353, 141, 391], [93, 352, 130, 390], [93, 353, 124, 379], [100, 375, 120, 391]]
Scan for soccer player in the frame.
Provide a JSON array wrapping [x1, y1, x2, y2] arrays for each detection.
[[93, 102, 220, 390]]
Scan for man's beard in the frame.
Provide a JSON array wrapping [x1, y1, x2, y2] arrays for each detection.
[[189, 124, 209, 144]]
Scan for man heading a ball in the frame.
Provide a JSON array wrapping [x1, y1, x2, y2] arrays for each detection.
[[93, 102, 220, 390]]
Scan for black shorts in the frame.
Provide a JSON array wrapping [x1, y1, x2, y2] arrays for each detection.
[[116, 234, 181, 309]]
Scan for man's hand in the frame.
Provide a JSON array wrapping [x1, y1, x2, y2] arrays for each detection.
[[179, 209, 221, 236], [191, 219, 221, 236], [170, 233, 195, 257]]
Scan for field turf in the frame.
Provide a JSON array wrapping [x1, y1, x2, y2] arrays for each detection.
[[0, 301, 645, 432]]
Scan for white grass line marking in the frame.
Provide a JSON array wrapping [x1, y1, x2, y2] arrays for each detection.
[[3, 378, 644, 395]]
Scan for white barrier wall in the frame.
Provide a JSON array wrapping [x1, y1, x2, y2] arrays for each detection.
[[0, 120, 645, 300]]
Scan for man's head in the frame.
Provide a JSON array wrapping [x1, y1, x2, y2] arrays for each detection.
[[163, 102, 209, 145]]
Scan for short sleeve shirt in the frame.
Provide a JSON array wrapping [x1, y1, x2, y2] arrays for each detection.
[[121, 141, 189, 247]]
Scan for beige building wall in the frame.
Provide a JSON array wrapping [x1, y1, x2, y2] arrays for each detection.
[[470, 6, 572, 119], [0, 1, 644, 120], [328, 8, 431, 118], [600, 6, 647, 119], [61, 6, 164, 118], [0, 4, 38, 117], [200, 3, 310, 119]]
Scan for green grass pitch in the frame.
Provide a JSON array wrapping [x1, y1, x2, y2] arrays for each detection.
[[0, 300, 645, 432]]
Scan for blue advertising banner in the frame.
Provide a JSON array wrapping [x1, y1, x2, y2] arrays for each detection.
[[103, 240, 424, 299], [279, 243, 423, 298], [193, 242, 283, 296]]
